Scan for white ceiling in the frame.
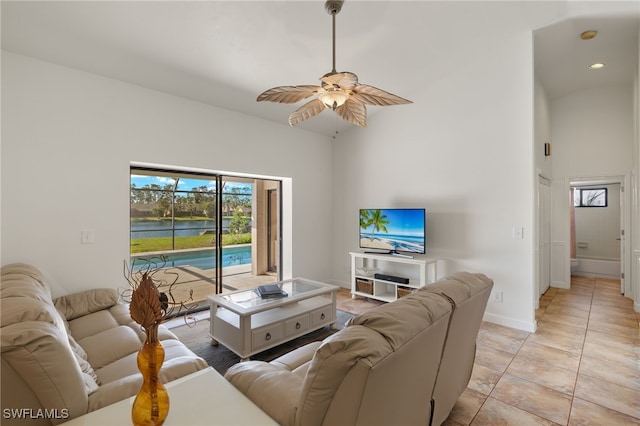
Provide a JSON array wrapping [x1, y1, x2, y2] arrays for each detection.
[[2, 1, 638, 137]]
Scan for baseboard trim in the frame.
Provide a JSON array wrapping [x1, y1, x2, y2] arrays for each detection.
[[483, 312, 536, 333]]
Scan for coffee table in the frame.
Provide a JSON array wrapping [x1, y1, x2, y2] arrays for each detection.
[[208, 278, 338, 360]]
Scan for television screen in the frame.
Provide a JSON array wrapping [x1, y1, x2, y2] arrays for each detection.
[[359, 208, 426, 254]]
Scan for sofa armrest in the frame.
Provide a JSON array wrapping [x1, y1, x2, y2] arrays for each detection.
[[54, 289, 119, 321], [87, 374, 142, 412], [270, 341, 321, 372], [225, 361, 303, 426]]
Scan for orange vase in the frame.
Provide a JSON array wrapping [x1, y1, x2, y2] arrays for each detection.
[[132, 326, 169, 426]]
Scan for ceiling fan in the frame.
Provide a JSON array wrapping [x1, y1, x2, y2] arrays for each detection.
[[257, 0, 412, 128]]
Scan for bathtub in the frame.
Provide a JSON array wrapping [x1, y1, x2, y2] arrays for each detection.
[[572, 258, 620, 279]]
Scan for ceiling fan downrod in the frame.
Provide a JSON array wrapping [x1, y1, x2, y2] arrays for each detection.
[[325, 0, 344, 74]]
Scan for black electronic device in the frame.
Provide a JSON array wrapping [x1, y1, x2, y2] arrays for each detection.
[[374, 273, 410, 284]]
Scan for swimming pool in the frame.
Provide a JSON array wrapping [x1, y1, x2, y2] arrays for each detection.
[[131, 245, 251, 271]]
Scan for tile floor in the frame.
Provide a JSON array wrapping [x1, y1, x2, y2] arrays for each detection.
[[445, 276, 640, 425], [338, 276, 640, 425]]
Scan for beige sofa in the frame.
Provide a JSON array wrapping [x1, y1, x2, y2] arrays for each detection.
[[225, 272, 493, 426], [0, 263, 208, 425]]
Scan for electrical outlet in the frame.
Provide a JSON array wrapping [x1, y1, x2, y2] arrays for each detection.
[[491, 290, 503, 303]]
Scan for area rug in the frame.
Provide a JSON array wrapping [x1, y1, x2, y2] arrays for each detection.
[[171, 310, 353, 375]]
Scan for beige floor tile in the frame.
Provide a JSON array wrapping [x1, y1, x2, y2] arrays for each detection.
[[471, 397, 556, 426], [539, 312, 588, 329], [477, 324, 529, 354], [543, 303, 590, 319], [516, 340, 581, 372], [569, 397, 640, 425], [589, 306, 639, 324], [579, 354, 640, 392], [583, 331, 639, 371], [575, 373, 640, 420], [441, 419, 466, 426], [535, 318, 587, 340], [506, 354, 577, 395], [587, 320, 640, 339], [446, 388, 487, 425], [467, 363, 503, 396], [474, 342, 516, 373], [551, 294, 592, 306], [490, 374, 572, 425], [526, 326, 585, 356]]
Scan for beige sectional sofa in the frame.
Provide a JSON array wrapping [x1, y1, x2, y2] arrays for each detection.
[[225, 272, 493, 426], [0, 263, 208, 425]]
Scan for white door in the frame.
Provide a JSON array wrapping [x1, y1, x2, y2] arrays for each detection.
[[538, 176, 551, 297], [619, 184, 625, 293]]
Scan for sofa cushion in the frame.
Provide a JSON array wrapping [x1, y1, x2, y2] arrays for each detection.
[[0, 275, 53, 305], [78, 325, 142, 370], [1, 263, 49, 294], [66, 329, 100, 389], [67, 310, 120, 341], [1, 297, 66, 333], [95, 339, 206, 384], [54, 289, 119, 321]]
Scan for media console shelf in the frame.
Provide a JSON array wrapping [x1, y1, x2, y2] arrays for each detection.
[[350, 252, 438, 302]]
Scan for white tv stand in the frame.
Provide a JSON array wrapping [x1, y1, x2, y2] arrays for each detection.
[[350, 252, 438, 302]]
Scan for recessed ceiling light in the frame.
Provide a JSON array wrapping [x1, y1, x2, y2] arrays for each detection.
[[581, 30, 598, 40], [589, 63, 605, 70]]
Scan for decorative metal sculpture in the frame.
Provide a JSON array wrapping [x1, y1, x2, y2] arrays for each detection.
[[123, 257, 197, 426]]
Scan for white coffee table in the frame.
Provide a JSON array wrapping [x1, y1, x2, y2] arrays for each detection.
[[61, 367, 277, 425], [208, 277, 338, 360]]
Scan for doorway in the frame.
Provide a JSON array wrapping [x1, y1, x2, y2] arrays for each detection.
[[569, 177, 626, 294]]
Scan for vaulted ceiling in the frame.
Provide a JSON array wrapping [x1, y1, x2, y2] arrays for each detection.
[[2, 1, 638, 137]]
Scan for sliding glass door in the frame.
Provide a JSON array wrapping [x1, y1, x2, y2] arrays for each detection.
[[130, 167, 281, 310]]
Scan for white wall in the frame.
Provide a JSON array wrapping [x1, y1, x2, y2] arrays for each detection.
[[1, 52, 334, 297], [331, 7, 549, 332], [550, 85, 635, 288]]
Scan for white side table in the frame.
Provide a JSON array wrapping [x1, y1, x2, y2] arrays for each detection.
[[61, 367, 277, 425]]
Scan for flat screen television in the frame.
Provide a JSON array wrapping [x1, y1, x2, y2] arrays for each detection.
[[359, 208, 426, 256]]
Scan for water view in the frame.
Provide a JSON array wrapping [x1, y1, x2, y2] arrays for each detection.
[[131, 245, 251, 271], [131, 220, 217, 238]]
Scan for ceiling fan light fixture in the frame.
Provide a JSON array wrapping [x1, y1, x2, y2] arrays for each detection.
[[589, 62, 605, 69], [319, 90, 349, 109], [257, 0, 412, 128]]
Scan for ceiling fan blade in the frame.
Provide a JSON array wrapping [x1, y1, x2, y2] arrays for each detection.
[[257, 85, 323, 104], [352, 84, 412, 106], [289, 98, 327, 126], [321, 72, 359, 90], [335, 98, 366, 127]]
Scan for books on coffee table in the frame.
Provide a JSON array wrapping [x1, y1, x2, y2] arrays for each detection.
[[255, 284, 288, 299]]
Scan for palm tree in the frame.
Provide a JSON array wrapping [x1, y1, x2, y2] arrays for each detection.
[[360, 209, 373, 231], [363, 209, 390, 240]]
